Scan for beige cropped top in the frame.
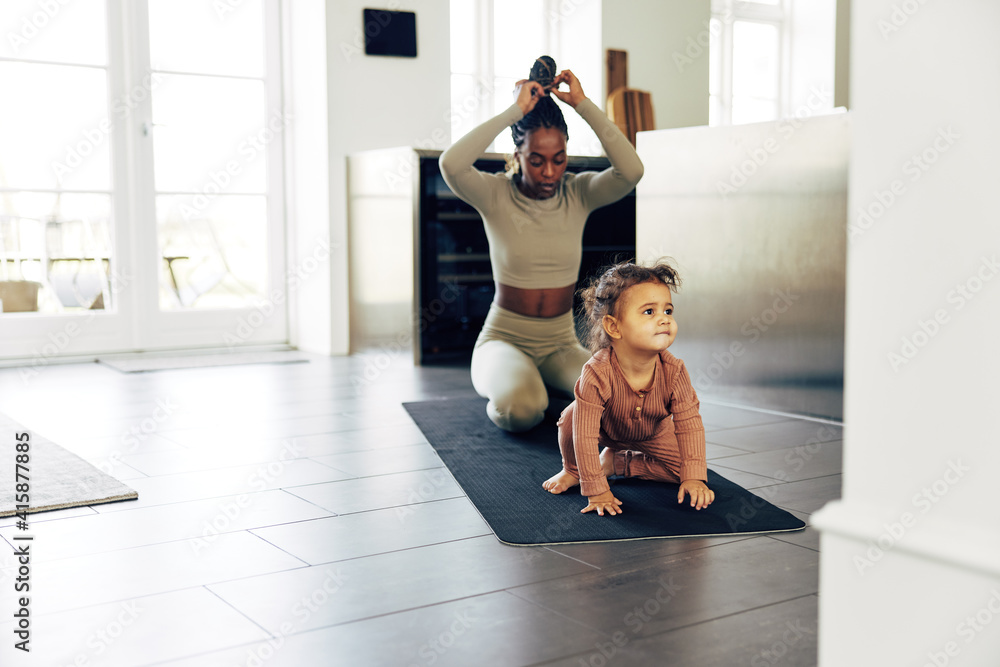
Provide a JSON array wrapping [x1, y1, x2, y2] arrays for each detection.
[[438, 99, 643, 289]]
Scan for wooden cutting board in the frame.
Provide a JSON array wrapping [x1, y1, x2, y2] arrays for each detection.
[[607, 87, 655, 147]]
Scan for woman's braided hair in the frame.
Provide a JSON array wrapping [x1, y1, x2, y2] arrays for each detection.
[[579, 259, 682, 353], [507, 56, 569, 175]]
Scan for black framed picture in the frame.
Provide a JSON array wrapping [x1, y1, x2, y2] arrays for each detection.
[[363, 9, 417, 58]]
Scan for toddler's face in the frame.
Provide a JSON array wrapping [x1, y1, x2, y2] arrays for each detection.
[[615, 281, 677, 352]]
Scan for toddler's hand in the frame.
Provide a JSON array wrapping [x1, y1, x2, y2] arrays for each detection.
[[678, 480, 715, 510], [582, 490, 623, 516]]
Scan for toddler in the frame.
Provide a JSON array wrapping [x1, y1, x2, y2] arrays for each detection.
[[542, 260, 715, 516]]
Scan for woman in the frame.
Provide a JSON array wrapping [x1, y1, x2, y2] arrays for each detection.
[[439, 56, 644, 432]]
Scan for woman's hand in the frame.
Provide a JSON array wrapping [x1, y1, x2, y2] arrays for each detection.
[[549, 69, 587, 109], [513, 79, 548, 115], [582, 489, 623, 516], [678, 480, 715, 510]]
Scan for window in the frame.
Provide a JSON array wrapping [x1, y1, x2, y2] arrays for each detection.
[[0, 0, 115, 314], [710, 0, 838, 127], [147, 0, 274, 311], [0, 0, 287, 355], [710, 0, 786, 126], [449, 0, 601, 156]]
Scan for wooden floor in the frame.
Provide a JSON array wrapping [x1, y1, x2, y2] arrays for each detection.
[[0, 351, 840, 666]]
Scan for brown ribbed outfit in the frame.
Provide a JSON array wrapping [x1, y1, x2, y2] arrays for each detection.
[[556, 346, 708, 497]]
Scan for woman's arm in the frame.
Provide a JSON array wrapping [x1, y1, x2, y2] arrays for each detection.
[[438, 79, 548, 211], [551, 70, 644, 210], [438, 103, 523, 211]]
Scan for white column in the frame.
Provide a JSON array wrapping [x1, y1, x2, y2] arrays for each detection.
[[283, 0, 335, 355], [812, 2, 1000, 665]]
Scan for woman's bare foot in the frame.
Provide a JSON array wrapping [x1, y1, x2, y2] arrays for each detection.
[[600, 447, 616, 477], [542, 469, 579, 494]]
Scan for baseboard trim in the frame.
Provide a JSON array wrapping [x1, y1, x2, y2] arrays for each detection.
[[813, 500, 1000, 579]]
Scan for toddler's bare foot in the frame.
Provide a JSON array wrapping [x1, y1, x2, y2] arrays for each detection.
[[542, 469, 579, 494], [600, 447, 616, 478]]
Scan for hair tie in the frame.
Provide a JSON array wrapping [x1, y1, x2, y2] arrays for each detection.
[[529, 56, 557, 88]]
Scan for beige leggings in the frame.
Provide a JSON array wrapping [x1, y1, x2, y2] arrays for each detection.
[[471, 303, 593, 432]]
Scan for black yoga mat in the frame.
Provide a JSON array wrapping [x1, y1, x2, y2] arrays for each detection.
[[403, 397, 805, 546]]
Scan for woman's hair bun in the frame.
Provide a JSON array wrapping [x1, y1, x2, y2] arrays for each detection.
[[529, 56, 557, 88]]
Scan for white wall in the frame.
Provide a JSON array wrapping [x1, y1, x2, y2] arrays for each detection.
[[285, 0, 452, 356], [601, 0, 710, 129], [812, 1, 1000, 664], [329, 0, 451, 355]]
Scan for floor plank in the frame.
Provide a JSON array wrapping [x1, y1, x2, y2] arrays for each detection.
[[507, 537, 819, 640], [207, 535, 596, 634]]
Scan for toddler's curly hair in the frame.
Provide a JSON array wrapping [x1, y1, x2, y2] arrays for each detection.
[[579, 259, 682, 352]]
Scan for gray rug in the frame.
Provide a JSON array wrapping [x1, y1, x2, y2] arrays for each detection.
[[1, 414, 137, 517], [97, 350, 309, 373]]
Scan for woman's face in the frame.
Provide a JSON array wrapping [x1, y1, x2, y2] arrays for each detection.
[[515, 127, 568, 199]]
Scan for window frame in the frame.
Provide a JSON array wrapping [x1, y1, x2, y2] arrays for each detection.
[[0, 0, 288, 360], [710, 0, 788, 126]]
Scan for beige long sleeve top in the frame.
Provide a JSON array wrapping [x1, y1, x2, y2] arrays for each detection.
[[437, 99, 644, 289]]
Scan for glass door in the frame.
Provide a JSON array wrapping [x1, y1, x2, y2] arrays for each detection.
[[0, 0, 131, 360], [133, 0, 287, 350], [0, 0, 287, 360]]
